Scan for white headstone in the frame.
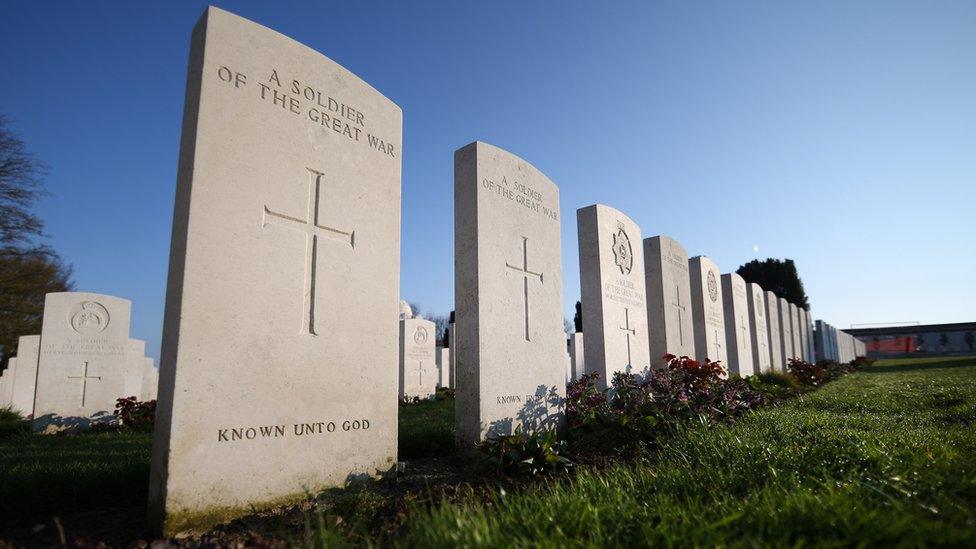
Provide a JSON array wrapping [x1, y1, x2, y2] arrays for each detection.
[[688, 256, 728, 367], [789, 303, 802, 361], [0, 362, 13, 408], [721, 273, 754, 377], [764, 291, 783, 372], [569, 332, 584, 381], [32, 292, 133, 432], [124, 339, 147, 398], [448, 322, 457, 388], [778, 297, 794, 365], [141, 358, 159, 401], [398, 300, 414, 320], [577, 204, 650, 386], [746, 283, 771, 374], [7, 335, 40, 416], [400, 318, 436, 399], [643, 235, 696, 367], [436, 346, 450, 388], [454, 141, 564, 447], [148, 7, 402, 536]]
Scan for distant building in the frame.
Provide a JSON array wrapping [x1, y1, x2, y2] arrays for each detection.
[[846, 322, 976, 356]]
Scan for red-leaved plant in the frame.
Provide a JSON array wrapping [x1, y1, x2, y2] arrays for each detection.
[[113, 396, 156, 431]]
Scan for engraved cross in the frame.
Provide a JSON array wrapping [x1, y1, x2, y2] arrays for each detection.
[[263, 168, 355, 335], [619, 307, 636, 371], [67, 361, 101, 407], [671, 285, 686, 345], [505, 236, 544, 342], [713, 329, 723, 362]]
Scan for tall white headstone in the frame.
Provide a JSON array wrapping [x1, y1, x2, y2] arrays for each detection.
[[577, 205, 650, 387], [721, 273, 754, 377], [644, 235, 696, 367], [436, 347, 450, 388], [141, 358, 159, 401], [689, 256, 728, 367], [149, 7, 402, 536], [32, 293, 133, 433], [9, 335, 40, 416], [789, 303, 802, 361], [448, 322, 457, 388], [0, 362, 13, 408], [778, 297, 794, 366], [746, 283, 771, 374], [454, 141, 564, 447], [400, 318, 436, 399], [569, 332, 584, 381], [764, 291, 783, 372]]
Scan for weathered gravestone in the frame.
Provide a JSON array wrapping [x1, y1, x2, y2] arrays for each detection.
[[32, 293, 133, 433], [141, 358, 159, 401], [7, 335, 40, 416], [400, 318, 436, 399], [569, 332, 584, 381], [689, 256, 728, 367], [789, 303, 802, 361], [577, 205, 650, 386], [644, 235, 696, 366], [454, 141, 564, 448], [804, 309, 815, 362], [764, 291, 783, 372], [721, 273, 754, 377], [149, 7, 402, 536], [0, 363, 12, 408], [124, 340, 147, 399], [436, 347, 450, 388], [746, 283, 771, 374], [778, 297, 794, 365]]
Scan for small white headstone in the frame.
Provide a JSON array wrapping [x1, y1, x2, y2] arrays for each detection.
[[789, 303, 802, 360], [400, 318, 436, 399], [643, 235, 696, 367], [721, 273, 754, 377], [569, 332, 584, 381], [141, 358, 158, 401], [778, 297, 794, 365], [746, 283, 771, 374], [454, 141, 565, 447], [10, 335, 40, 416], [689, 256, 728, 367], [764, 291, 783, 372], [577, 204, 650, 386]]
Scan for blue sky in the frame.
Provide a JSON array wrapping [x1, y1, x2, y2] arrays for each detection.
[[1, 1, 974, 361]]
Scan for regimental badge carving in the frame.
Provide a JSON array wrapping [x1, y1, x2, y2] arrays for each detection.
[[756, 292, 764, 317], [612, 228, 633, 275], [414, 326, 429, 345], [69, 301, 110, 334], [707, 271, 718, 303]]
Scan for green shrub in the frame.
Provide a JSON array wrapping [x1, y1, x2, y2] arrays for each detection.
[[476, 426, 572, 477], [0, 406, 29, 438]]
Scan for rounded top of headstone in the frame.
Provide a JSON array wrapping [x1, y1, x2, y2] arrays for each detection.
[[721, 272, 746, 289], [456, 141, 559, 196], [399, 300, 414, 320]]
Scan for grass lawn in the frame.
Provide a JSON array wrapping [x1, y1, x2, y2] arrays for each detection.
[[1, 355, 974, 545]]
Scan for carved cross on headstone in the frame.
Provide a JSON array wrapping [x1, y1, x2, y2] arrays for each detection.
[[505, 236, 544, 342], [619, 307, 636, 371], [67, 361, 101, 407], [759, 335, 768, 369], [739, 315, 748, 352], [713, 329, 723, 362], [262, 167, 355, 335], [418, 361, 424, 386], [671, 285, 686, 345]]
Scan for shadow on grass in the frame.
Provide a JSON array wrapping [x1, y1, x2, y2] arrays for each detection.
[[864, 356, 976, 374]]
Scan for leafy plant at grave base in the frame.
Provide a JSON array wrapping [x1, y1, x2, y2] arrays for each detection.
[[476, 426, 572, 477], [747, 372, 803, 400], [852, 355, 876, 368], [564, 355, 770, 459], [434, 387, 455, 401], [787, 358, 826, 386], [113, 396, 156, 431], [0, 406, 29, 438]]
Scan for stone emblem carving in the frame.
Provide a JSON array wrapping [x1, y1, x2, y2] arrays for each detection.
[[413, 326, 429, 345], [612, 228, 633, 275], [69, 301, 110, 334], [707, 271, 718, 303]]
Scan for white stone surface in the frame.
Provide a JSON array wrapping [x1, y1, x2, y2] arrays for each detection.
[[124, 339, 147, 398], [643, 235, 696, 367], [454, 141, 565, 447], [569, 332, 584, 381], [797, 308, 810, 363], [0, 362, 13, 408], [747, 283, 771, 374], [764, 291, 783, 373], [398, 300, 414, 320], [436, 346, 450, 388], [148, 7, 402, 536], [10, 335, 40, 416], [400, 318, 436, 399], [789, 303, 802, 361], [721, 273, 754, 377], [577, 204, 650, 386], [32, 292, 133, 433], [141, 358, 159, 401], [778, 297, 794, 365], [689, 256, 728, 367]]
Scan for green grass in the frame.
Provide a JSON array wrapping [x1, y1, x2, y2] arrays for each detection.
[[3, 357, 975, 546], [338, 355, 976, 546], [398, 397, 455, 459]]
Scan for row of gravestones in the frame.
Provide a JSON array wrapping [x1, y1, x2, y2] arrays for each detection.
[[814, 320, 865, 363], [0, 293, 157, 431], [0, 8, 861, 536], [567, 211, 817, 387]]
